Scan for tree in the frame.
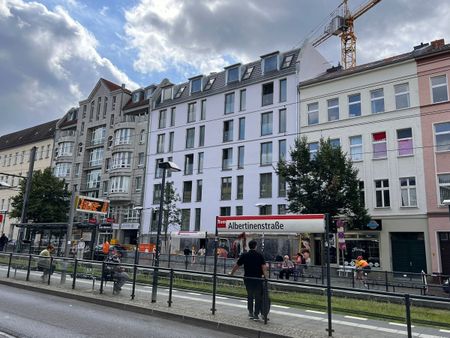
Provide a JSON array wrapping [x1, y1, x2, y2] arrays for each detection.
[[159, 182, 181, 251], [10, 167, 71, 223], [277, 137, 370, 229]]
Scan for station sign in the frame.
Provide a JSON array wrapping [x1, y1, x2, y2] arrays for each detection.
[[75, 195, 110, 215], [216, 214, 325, 234]]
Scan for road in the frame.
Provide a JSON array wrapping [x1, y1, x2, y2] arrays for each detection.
[[0, 284, 242, 338]]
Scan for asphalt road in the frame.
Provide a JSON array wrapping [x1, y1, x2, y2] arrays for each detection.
[[0, 284, 242, 338]]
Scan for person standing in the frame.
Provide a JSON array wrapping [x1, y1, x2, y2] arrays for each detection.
[[0, 233, 8, 251], [102, 240, 110, 255], [76, 238, 85, 259], [38, 244, 55, 281], [229, 239, 268, 321]]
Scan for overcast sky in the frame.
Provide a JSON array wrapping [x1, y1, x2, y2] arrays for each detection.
[[0, 0, 449, 136]]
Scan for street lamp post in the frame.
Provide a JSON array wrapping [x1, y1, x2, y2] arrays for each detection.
[[151, 161, 180, 303]]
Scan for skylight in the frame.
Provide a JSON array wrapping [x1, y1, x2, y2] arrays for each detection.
[[204, 77, 216, 91], [242, 66, 254, 80], [281, 54, 294, 68], [174, 86, 186, 99]]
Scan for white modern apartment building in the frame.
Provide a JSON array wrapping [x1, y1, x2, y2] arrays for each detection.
[[298, 49, 429, 272], [142, 45, 329, 244]]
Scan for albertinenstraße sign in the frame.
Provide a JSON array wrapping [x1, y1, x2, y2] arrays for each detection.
[[216, 215, 325, 234]]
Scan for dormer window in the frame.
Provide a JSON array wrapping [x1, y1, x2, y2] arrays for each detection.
[[162, 87, 173, 102], [242, 66, 254, 80], [263, 53, 279, 73], [190, 77, 202, 94], [281, 54, 294, 69], [204, 77, 216, 91], [145, 88, 155, 99], [227, 67, 239, 83], [174, 85, 186, 99], [132, 92, 142, 103]]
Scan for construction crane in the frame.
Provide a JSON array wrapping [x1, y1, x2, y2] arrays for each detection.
[[312, 0, 382, 69]]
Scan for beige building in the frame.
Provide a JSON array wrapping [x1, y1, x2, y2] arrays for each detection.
[[0, 120, 57, 240]]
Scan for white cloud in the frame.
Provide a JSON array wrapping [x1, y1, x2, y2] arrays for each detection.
[[0, 0, 138, 135]]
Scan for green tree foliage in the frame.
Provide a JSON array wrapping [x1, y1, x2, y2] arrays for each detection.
[[162, 181, 181, 239], [277, 137, 370, 229], [10, 168, 71, 223]]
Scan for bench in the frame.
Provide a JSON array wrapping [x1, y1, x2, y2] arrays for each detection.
[[273, 265, 321, 283]]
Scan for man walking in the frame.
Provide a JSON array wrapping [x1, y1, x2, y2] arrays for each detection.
[[0, 233, 8, 251], [230, 239, 268, 321]]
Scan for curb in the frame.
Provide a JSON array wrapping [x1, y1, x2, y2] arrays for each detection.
[[0, 279, 289, 338]]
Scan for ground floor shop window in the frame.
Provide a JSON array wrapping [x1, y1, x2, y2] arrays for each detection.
[[341, 233, 380, 267]]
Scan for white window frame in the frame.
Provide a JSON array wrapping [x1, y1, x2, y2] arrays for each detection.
[[434, 122, 450, 152], [394, 83, 410, 109], [438, 173, 450, 204], [307, 102, 319, 125], [431, 75, 448, 103], [372, 131, 387, 159], [349, 135, 363, 161], [327, 98, 339, 121], [375, 179, 390, 208], [400, 177, 417, 207], [370, 88, 385, 114]]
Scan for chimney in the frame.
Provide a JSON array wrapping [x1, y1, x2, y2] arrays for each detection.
[[121, 83, 126, 89], [431, 39, 445, 49]]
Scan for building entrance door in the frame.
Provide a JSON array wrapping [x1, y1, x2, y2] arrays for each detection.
[[439, 232, 450, 275], [391, 232, 426, 273]]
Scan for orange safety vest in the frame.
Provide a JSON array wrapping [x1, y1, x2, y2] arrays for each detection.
[[102, 241, 110, 254]]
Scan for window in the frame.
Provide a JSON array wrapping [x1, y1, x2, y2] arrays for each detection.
[[237, 175, 244, 200], [349, 135, 363, 161], [139, 129, 146, 144], [431, 75, 448, 103], [327, 98, 339, 121], [223, 120, 233, 142], [225, 93, 235, 114], [279, 139, 286, 161], [308, 142, 319, 160], [263, 55, 278, 73], [227, 67, 239, 83], [222, 148, 233, 170], [114, 128, 132, 145], [242, 66, 254, 80], [394, 83, 410, 109], [262, 82, 274, 106], [112, 96, 116, 110], [102, 181, 108, 195], [138, 152, 145, 167], [187, 102, 196, 123], [75, 163, 80, 177], [348, 93, 361, 117], [185, 128, 195, 148], [400, 177, 417, 207], [181, 209, 190, 231], [260, 142, 272, 166], [204, 77, 215, 91], [397, 128, 413, 156], [103, 97, 108, 118], [279, 109, 286, 133], [110, 176, 130, 194], [199, 126, 205, 147], [237, 146, 244, 169], [91, 126, 106, 145], [278, 175, 286, 197], [155, 159, 163, 178], [156, 134, 165, 153], [435, 122, 450, 151], [307, 102, 319, 125], [201, 99, 206, 120], [372, 132, 387, 159], [158, 110, 167, 129], [197, 152, 204, 174], [261, 112, 273, 136], [174, 85, 186, 99], [78, 143, 83, 154], [438, 174, 450, 204], [191, 78, 202, 93], [162, 87, 172, 101], [238, 117, 245, 140], [89, 101, 94, 121], [183, 181, 193, 202], [170, 107, 176, 126], [370, 88, 385, 113], [132, 92, 140, 103], [86, 169, 102, 189], [194, 209, 201, 231], [239, 89, 246, 111], [281, 54, 294, 68], [260, 173, 272, 198], [375, 179, 390, 207], [96, 97, 101, 120], [279, 79, 287, 102], [135, 176, 142, 192], [82, 105, 87, 118], [59, 142, 74, 157], [168, 132, 174, 152], [111, 152, 131, 169], [110, 114, 114, 127], [221, 177, 232, 200], [153, 184, 161, 204], [184, 154, 194, 175], [236, 206, 243, 215], [89, 148, 104, 166], [220, 207, 231, 216], [278, 205, 287, 215], [359, 181, 365, 206], [54, 163, 71, 178], [196, 179, 203, 202]]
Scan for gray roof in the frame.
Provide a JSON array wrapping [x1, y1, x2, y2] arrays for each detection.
[[154, 48, 300, 109], [0, 119, 58, 151]]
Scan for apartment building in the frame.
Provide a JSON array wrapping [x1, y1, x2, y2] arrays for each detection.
[[298, 48, 430, 272], [416, 39, 450, 275], [0, 120, 57, 239], [142, 44, 329, 242]]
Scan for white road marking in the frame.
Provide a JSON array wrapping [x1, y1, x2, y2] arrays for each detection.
[[272, 305, 290, 309], [216, 296, 228, 299], [306, 310, 325, 315], [389, 322, 414, 328], [344, 315, 367, 321], [0, 331, 16, 338], [187, 292, 201, 296], [440, 329, 450, 333]]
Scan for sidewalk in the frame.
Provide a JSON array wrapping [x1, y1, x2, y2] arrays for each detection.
[[0, 269, 425, 338]]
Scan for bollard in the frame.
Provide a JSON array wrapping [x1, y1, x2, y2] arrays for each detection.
[[131, 263, 138, 300], [7, 253, 12, 278], [26, 254, 32, 281], [100, 262, 105, 294], [263, 278, 269, 325], [385, 271, 389, 292], [168, 269, 174, 307], [72, 259, 78, 289], [405, 294, 412, 338], [203, 255, 207, 272], [47, 257, 53, 285], [168, 252, 171, 268], [223, 257, 226, 274], [185, 255, 188, 270]]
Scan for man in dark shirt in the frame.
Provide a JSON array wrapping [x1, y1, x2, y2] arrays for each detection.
[[230, 239, 268, 321]]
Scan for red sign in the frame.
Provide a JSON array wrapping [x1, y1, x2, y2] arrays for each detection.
[[0, 214, 3, 223], [88, 218, 97, 224]]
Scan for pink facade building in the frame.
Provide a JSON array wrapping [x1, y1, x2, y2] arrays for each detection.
[[417, 39, 450, 275]]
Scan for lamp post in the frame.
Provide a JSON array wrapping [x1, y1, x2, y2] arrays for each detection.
[[133, 206, 143, 266], [151, 161, 180, 303]]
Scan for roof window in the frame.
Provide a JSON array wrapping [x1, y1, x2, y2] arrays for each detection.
[[162, 87, 173, 102], [204, 77, 216, 91], [242, 66, 254, 80], [174, 85, 186, 99], [190, 78, 202, 94], [281, 54, 294, 69], [227, 67, 239, 84], [262, 53, 279, 73]]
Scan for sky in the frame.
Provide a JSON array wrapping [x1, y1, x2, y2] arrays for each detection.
[[0, 0, 449, 136]]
